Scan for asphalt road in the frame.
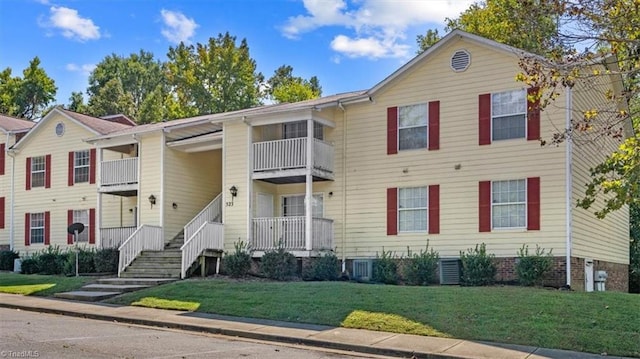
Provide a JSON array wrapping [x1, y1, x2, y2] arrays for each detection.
[[0, 308, 387, 359]]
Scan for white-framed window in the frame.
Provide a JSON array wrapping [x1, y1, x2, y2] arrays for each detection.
[[73, 209, 89, 242], [30, 212, 45, 244], [492, 179, 526, 228], [31, 156, 46, 188], [398, 187, 428, 232], [283, 121, 323, 140], [398, 103, 428, 150], [74, 150, 90, 184], [492, 89, 526, 141], [282, 194, 323, 217]]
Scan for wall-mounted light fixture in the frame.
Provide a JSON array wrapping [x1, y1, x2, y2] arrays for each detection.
[[172, 202, 178, 210], [148, 194, 156, 208], [229, 185, 238, 203]]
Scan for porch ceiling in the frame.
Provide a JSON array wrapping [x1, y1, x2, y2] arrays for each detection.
[[163, 122, 222, 141], [166, 131, 223, 153], [257, 175, 332, 184]]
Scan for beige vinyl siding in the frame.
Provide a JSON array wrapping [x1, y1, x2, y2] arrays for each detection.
[[341, 38, 568, 258], [138, 132, 162, 228], [223, 121, 249, 250], [100, 194, 137, 229], [163, 148, 222, 242], [12, 113, 102, 253], [0, 134, 17, 248], [570, 70, 629, 264]]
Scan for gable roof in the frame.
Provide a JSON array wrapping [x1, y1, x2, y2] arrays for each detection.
[[365, 29, 542, 98], [0, 114, 35, 134], [11, 108, 134, 151]]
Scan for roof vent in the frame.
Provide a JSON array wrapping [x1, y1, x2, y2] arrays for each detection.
[[451, 50, 470, 72]]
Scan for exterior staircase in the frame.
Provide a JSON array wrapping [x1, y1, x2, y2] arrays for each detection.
[[119, 232, 185, 279]]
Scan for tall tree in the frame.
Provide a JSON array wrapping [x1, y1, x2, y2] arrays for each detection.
[[0, 57, 57, 120], [87, 78, 135, 118], [87, 50, 164, 121], [165, 32, 263, 118], [266, 65, 322, 103], [416, 29, 442, 54], [67, 91, 87, 113]]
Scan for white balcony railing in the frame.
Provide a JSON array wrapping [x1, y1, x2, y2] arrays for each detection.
[[180, 222, 224, 279], [101, 157, 138, 187], [100, 226, 137, 249], [252, 217, 333, 251], [117, 225, 163, 276], [253, 138, 333, 173]]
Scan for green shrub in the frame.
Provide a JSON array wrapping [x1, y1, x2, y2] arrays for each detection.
[[20, 257, 40, 274], [516, 244, 553, 286], [0, 250, 20, 271], [303, 252, 340, 281], [403, 243, 439, 286], [64, 247, 98, 275], [261, 242, 298, 280], [460, 243, 496, 286], [94, 247, 119, 273], [223, 241, 252, 278], [36, 246, 68, 275], [372, 249, 399, 284]]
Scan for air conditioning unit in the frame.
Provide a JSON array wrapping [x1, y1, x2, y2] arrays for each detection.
[[352, 260, 372, 281], [440, 259, 461, 285]]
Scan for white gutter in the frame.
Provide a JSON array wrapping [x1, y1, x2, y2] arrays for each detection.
[[338, 101, 347, 272], [565, 86, 573, 287]]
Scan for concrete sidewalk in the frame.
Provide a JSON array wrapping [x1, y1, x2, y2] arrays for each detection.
[[0, 293, 629, 359]]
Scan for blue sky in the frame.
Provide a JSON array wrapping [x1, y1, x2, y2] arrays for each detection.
[[0, 0, 474, 106]]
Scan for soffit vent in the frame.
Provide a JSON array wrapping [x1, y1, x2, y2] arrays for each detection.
[[440, 259, 461, 284], [451, 50, 471, 72], [353, 260, 372, 281]]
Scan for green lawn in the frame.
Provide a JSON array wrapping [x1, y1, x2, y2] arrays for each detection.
[[0, 272, 91, 296], [105, 278, 640, 358]]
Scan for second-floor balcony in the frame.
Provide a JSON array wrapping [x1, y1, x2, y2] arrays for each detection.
[[253, 138, 334, 182], [99, 157, 138, 195]]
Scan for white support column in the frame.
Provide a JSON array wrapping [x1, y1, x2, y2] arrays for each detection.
[[246, 123, 253, 245], [96, 148, 103, 248], [305, 119, 314, 251]]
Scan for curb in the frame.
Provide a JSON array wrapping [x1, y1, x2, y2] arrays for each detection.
[[0, 302, 458, 359]]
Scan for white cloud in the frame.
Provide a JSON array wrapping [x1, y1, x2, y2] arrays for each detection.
[[65, 63, 96, 75], [44, 6, 101, 41], [282, 0, 475, 59], [160, 9, 198, 44]]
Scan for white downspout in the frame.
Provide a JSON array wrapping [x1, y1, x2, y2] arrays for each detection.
[[305, 118, 313, 251], [246, 122, 253, 246], [565, 86, 573, 287], [338, 101, 347, 272], [6, 133, 15, 251], [133, 135, 141, 229]]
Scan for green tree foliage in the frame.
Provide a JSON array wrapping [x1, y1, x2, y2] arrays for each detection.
[[416, 29, 442, 54], [0, 57, 57, 120], [165, 32, 264, 118], [67, 91, 87, 113], [630, 203, 640, 292], [266, 65, 322, 103], [86, 50, 164, 122]]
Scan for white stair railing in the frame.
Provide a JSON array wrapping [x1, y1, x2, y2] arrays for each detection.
[[180, 222, 224, 278], [184, 193, 222, 244], [118, 225, 164, 276]]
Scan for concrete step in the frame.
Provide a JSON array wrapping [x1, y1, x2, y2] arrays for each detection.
[[81, 284, 150, 292], [139, 252, 181, 258], [96, 278, 177, 286], [120, 269, 180, 278], [127, 262, 181, 268], [54, 291, 121, 302]]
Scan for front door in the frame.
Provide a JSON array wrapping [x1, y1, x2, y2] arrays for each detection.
[[256, 193, 274, 248]]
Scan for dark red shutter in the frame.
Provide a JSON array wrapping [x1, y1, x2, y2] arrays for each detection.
[[479, 94, 492, 145], [428, 101, 440, 151], [89, 149, 96, 184], [387, 107, 398, 155], [26, 157, 31, 190], [428, 185, 440, 234], [0, 143, 5, 175], [527, 177, 541, 230], [44, 211, 50, 245], [67, 210, 74, 244], [68, 152, 74, 186], [479, 181, 491, 232], [387, 188, 398, 235], [89, 208, 96, 244], [0, 197, 5, 229], [527, 87, 541, 141], [45, 154, 51, 188], [24, 213, 30, 246]]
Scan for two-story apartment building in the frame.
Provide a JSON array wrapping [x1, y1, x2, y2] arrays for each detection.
[[72, 30, 634, 291], [5, 108, 134, 254], [0, 115, 35, 250]]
